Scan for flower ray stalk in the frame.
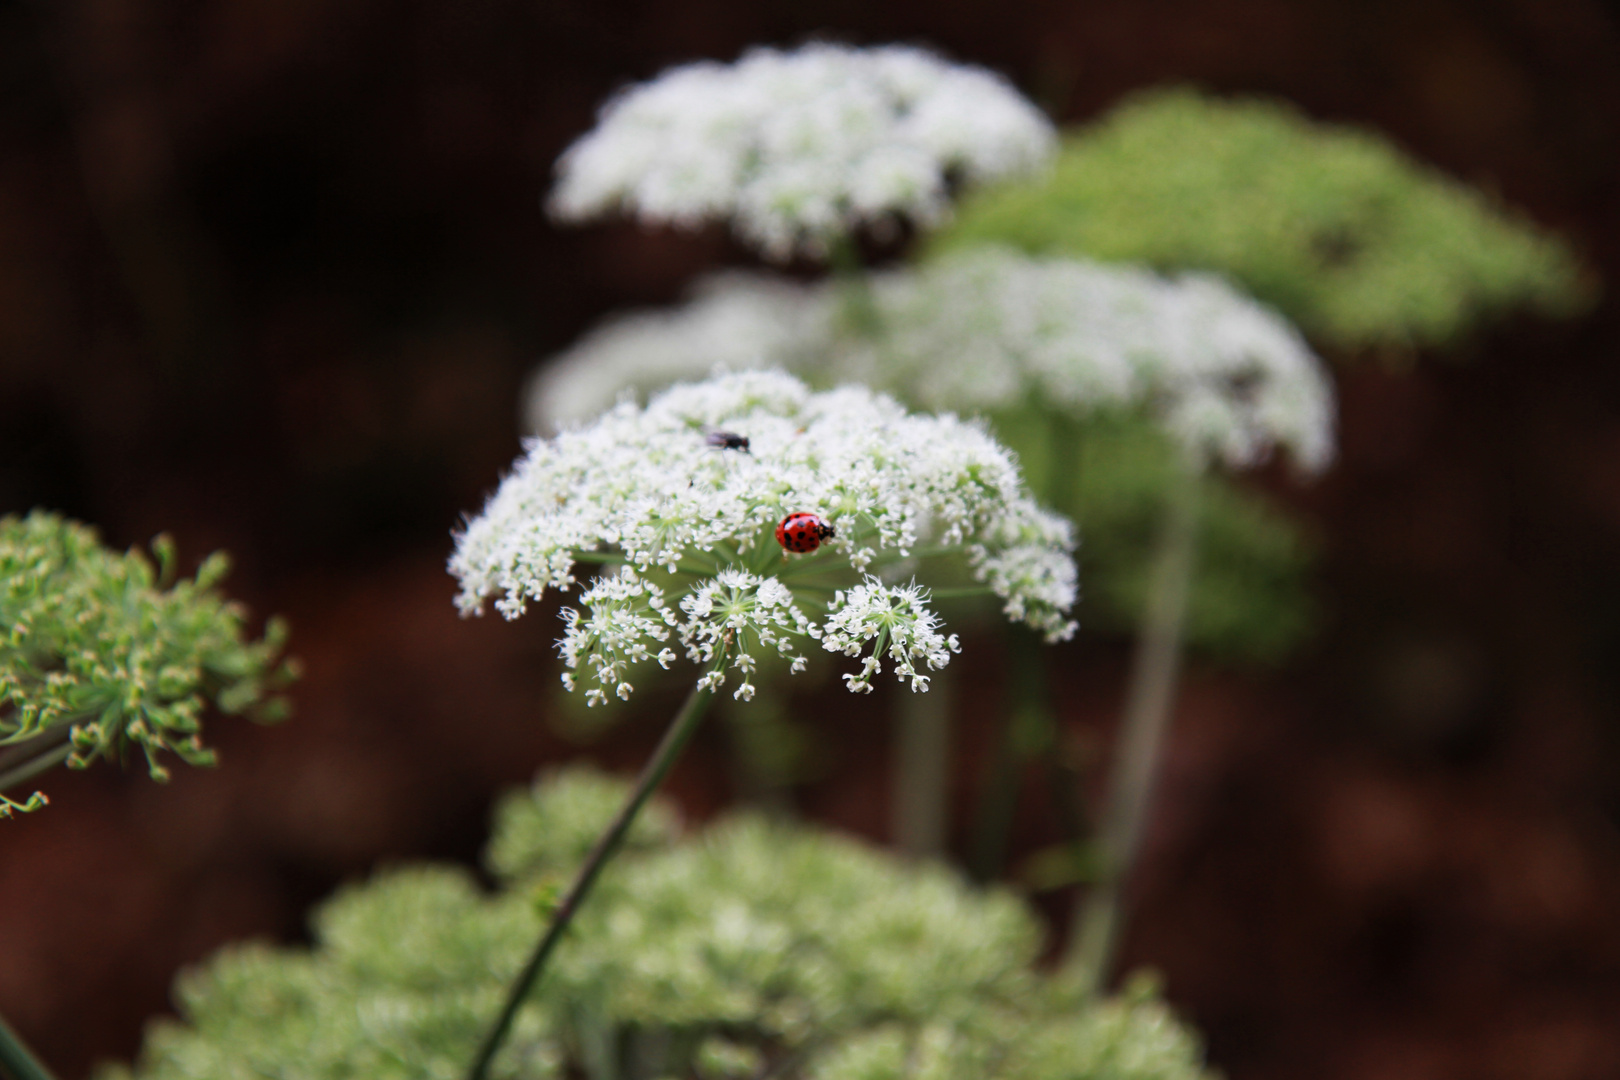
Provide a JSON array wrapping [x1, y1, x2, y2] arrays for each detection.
[[466, 662, 724, 1080], [1068, 464, 1199, 988], [0, 1012, 57, 1080]]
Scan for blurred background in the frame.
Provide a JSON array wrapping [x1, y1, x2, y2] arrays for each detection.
[[2, 0, 1619, 1077]]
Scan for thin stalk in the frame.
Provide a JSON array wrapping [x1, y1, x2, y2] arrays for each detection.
[[925, 586, 993, 601], [0, 1013, 56, 1080], [968, 411, 1085, 883], [1067, 464, 1199, 988], [828, 235, 879, 335], [892, 661, 954, 857], [0, 742, 72, 797], [466, 673, 722, 1080], [968, 630, 1049, 881]]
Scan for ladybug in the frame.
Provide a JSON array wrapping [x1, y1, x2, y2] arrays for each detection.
[[776, 512, 836, 554], [706, 431, 751, 453]]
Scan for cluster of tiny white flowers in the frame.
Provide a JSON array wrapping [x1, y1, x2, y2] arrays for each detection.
[[832, 249, 1337, 473], [452, 370, 1076, 703], [524, 249, 1336, 474], [819, 579, 960, 693], [678, 569, 814, 701], [557, 567, 678, 706], [548, 43, 1056, 259]]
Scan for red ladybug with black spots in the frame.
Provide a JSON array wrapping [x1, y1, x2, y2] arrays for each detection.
[[776, 512, 835, 554]]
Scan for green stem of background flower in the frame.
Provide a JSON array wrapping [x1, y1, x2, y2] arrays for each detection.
[[828, 234, 880, 335], [969, 627, 1053, 881], [0, 1013, 57, 1080], [465, 662, 724, 1080], [893, 660, 954, 857], [1067, 463, 1199, 989]]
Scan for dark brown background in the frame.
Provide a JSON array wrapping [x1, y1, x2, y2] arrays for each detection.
[[3, 0, 1619, 1076]]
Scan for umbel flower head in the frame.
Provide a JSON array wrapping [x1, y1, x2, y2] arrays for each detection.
[[452, 371, 1076, 703], [525, 249, 1335, 475], [832, 248, 1336, 474], [549, 42, 1056, 259]]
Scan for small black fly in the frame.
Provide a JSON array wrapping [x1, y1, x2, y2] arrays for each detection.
[[706, 431, 751, 453]]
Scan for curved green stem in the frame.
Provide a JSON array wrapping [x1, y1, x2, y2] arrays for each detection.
[[1067, 464, 1199, 989], [465, 670, 722, 1080], [0, 1014, 56, 1080], [0, 741, 72, 797]]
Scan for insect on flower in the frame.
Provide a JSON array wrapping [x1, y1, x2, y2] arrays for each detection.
[[705, 431, 751, 452], [776, 512, 835, 554]]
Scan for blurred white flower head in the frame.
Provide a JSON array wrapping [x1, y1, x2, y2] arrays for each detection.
[[548, 43, 1056, 259], [453, 370, 1077, 704], [525, 250, 1336, 474], [523, 272, 827, 436], [835, 249, 1338, 473]]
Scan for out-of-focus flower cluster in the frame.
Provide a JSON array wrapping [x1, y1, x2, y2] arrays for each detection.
[[549, 43, 1056, 259], [0, 512, 292, 815], [832, 249, 1335, 473], [934, 86, 1592, 351], [102, 767, 1215, 1080], [453, 370, 1076, 703], [527, 249, 1335, 475]]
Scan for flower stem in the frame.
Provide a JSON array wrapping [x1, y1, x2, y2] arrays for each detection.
[[1067, 463, 1199, 988], [465, 675, 721, 1080], [0, 1013, 57, 1080], [0, 737, 73, 796], [828, 235, 880, 335], [968, 628, 1051, 881], [893, 661, 954, 857]]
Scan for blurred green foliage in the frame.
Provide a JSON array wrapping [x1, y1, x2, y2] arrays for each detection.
[[935, 86, 1592, 353], [0, 511, 294, 814], [104, 767, 1214, 1080], [1003, 408, 1314, 662]]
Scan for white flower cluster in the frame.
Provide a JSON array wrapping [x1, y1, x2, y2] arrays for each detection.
[[836, 249, 1337, 473], [820, 580, 960, 693], [525, 249, 1336, 474], [453, 371, 1076, 702], [548, 43, 1056, 259]]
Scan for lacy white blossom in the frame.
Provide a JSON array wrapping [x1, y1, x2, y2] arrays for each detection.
[[819, 580, 960, 693], [832, 249, 1337, 473], [525, 250, 1335, 473], [453, 371, 1076, 702], [549, 43, 1056, 259]]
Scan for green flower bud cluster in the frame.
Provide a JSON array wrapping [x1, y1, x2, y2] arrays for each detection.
[[935, 86, 1592, 353], [105, 768, 1213, 1080], [0, 511, 294, 815]]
